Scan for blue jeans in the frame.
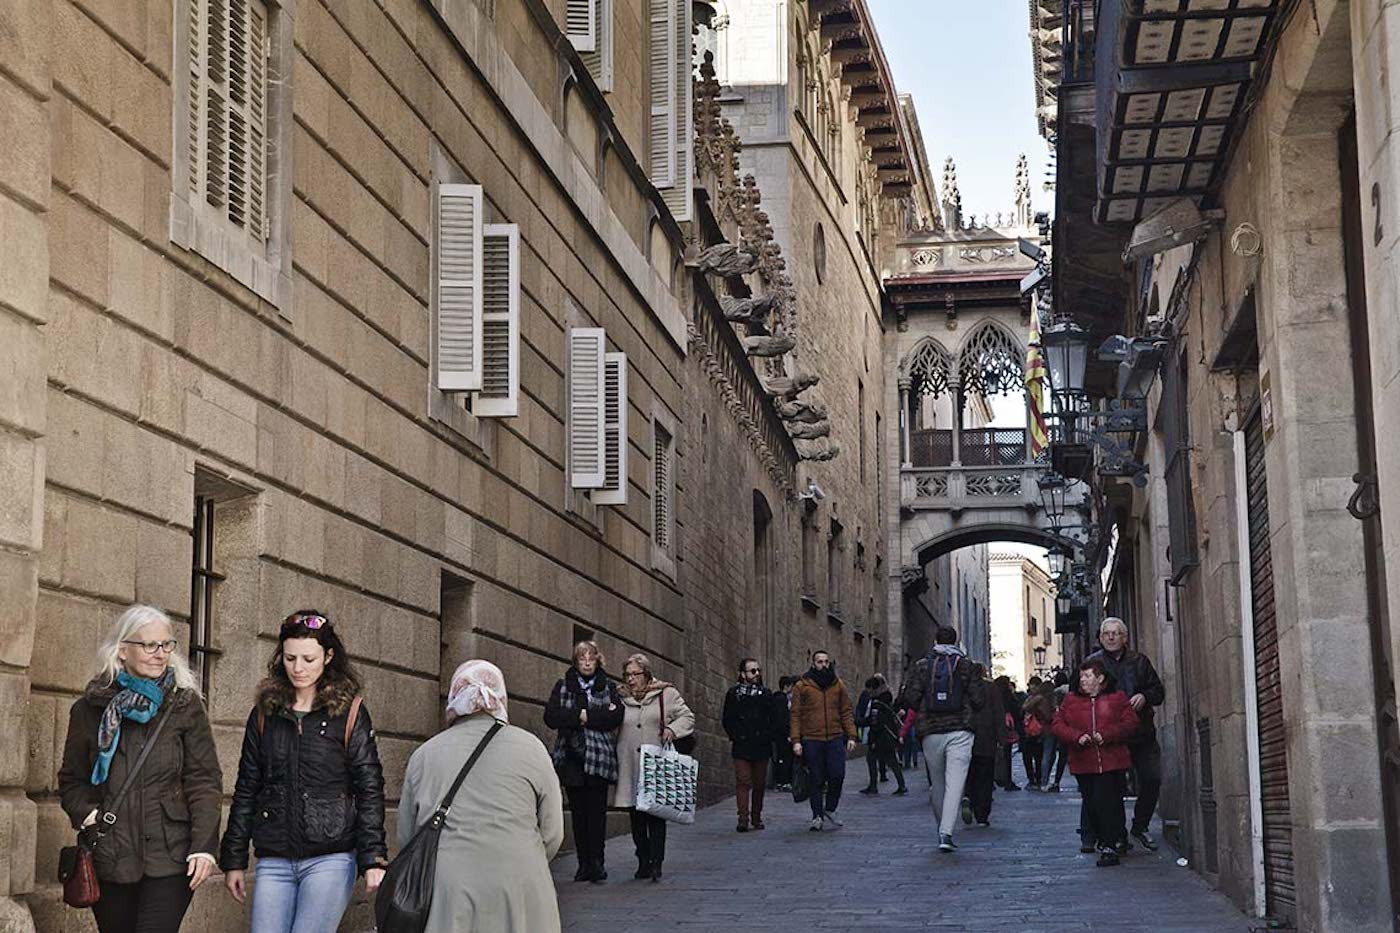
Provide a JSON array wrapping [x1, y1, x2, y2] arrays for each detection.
[[251, 852, 358, 933], [802, 738, 847, 819]]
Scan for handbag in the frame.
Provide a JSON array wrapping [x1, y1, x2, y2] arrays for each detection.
[[375, 721, 503, 933], [634, 743, 698, 824], [790, 756, 811, 804], [58, 699, 176, 908], [657, 689, 696, 756]]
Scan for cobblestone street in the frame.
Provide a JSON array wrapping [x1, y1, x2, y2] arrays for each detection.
[[554, 764, 1252, 932]]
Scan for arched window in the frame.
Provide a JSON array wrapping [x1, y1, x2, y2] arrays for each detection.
[[905, 339, 955, 467], [957, 323, 1027, 466]]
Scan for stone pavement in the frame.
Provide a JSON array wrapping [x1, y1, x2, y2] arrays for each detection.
[[553, 763, 1253, 932]]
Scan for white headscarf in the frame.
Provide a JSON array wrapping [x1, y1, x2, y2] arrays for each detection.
[[445, 660, 510, 724]]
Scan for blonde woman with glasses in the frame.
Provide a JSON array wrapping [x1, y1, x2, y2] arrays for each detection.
[[58, 605, 223, 933]]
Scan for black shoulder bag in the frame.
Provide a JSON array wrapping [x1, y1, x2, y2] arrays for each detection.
[[375, 721, 504, 933], [59, 699, 177, 908]]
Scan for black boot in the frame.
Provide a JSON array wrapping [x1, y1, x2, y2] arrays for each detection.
[[590, 859, 608, 883], [634, 856, 650, 880], [574, 858, 591, 882], [650, 860, 663, 882]]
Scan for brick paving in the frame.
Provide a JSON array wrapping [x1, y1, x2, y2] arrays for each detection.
[[553, 760, 1252, 932]]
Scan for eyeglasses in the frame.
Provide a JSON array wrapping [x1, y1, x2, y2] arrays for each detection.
[[745, 668, 761, 674], [624, 670, 644, 678], [122, 639, 178, 656], [283, 613, 329, 631]]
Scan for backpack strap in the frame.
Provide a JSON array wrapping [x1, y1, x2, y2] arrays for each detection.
[[343, 695, 362, 748]]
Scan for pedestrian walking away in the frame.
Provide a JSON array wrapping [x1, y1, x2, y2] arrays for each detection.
[[1052, 658, 1140, 866], [1086, 617, 1166, 851], [58, 605, 223, 933], [789, 651, 858, 831], [1020, 676, 1046, 788], [965, 663, 1006, 825], [858, 675, 907, 796], [993, 676, 1020, 791], [613, 653, 695, 881], [219, 610, 389, 933], [544, 640, 624, 883], [723, 658, 781, 831], [398, 660, 565, 932], [899, 626, 985, 852], [1024, 678, 1056, 791], [771, 676, 797, 790]]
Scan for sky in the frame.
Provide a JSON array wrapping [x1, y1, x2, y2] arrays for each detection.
[[868, 0, 1054, 221]]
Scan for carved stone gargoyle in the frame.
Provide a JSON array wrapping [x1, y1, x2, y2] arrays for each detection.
[[691, 243, 758, 276], [776, 399, 829, 423], [720, 293, 775, 326], [795, 437, 841, 461], [761, 371, 819, 400], [743, 333, 796, 357], [787, 419, 831, 440]]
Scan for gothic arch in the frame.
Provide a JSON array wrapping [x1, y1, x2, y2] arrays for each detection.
[[913, 523, 1075, 566], [956, 319, 1024, 399], [902, 337, 954, 398]]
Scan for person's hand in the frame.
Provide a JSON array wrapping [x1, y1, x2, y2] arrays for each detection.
[[578, 708, 588, 725], [365, 867, 385, 893], [661, 728, 676, 744], [793, 742, 803, 756], [1092, 732, 1104, 746], [846, 739, 856, 753], [1077, 733, 1091, 746], [1129, 693, 1146, 711], [225, 868, 246, 902], [188, 857, 214, 891]]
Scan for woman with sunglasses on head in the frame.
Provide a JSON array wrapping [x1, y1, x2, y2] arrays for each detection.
[[218, 610, 388, 932], [58, 604, 223, 933]]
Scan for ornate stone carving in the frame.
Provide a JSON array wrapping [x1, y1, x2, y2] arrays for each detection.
[[761, 371, 820, 400], [693, 242, 758, 276], [777, 399, 829, 423], [910, 247, 941, 268], [959, 244, 1018, 264], [787, 419, 831, 440], [744, 333, 797, 357], [795, 437, 841, 461]]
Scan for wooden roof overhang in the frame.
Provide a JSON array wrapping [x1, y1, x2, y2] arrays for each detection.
[[809, 0, 915, 197], [1093, 0, 1283, 224], [886, 269, 1031, 315]]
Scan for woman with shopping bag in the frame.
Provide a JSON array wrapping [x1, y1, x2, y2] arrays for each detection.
[[613, 653, 695, 882]]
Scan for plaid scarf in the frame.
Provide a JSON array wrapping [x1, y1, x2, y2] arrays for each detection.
[[550, 673, 619, 783], [92, 668, 174, 785], [732, 681, 767, 698]]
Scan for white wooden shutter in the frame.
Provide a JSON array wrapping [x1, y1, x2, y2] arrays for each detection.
[[594, 352, 629, 505], [648, 0, 676, 188], [652, 422, 672, 549], [566, 0, 597, 52], [187, 0, 206, 206], [660, 0, 692, 221], [579, 0, 613, 91], [435, 184, 484, 392], [475, 224, 520, 418], [569, 328, 607, 489]]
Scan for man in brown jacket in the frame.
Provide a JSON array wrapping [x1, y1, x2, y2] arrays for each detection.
[[789, 651, 858, 831]]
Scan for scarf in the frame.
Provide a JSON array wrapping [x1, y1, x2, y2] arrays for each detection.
[[550, 670, 619, 783], [807, 666, 836, 690], [91, 668, 174, 785], [733, 681, 766, 698], [445, 659, 509, 723]]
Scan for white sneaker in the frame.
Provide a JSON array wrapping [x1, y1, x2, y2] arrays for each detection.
[[823, 812, 843, 829], [809, 816, 824, 832]]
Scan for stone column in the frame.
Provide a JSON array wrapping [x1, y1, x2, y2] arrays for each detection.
[[0, 1, 48, 929], [897, 378, 911, 468]]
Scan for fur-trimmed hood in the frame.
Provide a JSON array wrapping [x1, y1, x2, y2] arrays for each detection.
[[256, 670, 358, 717]]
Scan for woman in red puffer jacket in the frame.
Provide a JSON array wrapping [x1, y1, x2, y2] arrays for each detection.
[[1051, 658, 1139, 866]]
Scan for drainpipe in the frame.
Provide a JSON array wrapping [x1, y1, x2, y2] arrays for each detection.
[[1231, 427, 1267, 918]]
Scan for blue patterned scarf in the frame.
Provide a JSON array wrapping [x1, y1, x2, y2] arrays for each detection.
[[90, 669, 174, 785]]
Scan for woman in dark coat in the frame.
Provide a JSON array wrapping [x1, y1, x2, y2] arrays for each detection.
[[966, 663, 1007, 824], [858, 675, 907, 796], [58, 604, 223, 933], [543, 640, 623, 882], [219, 610, 388, 932]]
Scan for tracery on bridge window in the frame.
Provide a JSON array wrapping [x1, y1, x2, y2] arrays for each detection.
[[905, 339, 952, 399], [957, 323, 1023, 399]]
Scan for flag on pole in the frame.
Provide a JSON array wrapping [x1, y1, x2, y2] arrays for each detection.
[[1026, 312, 1050, 457]]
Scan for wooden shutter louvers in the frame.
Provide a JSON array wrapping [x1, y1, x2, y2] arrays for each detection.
[[594, 352, 629, 505], [436, 184, 484, 392], [569, 328, 607, 489]]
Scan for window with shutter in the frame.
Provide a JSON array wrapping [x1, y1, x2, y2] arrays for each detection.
[[594, 352, 629, 505], [565, 0, 597, 52], [569, 328, 608, 489], [660, 0, 692, 221], [435, 184, 485, 392], [475, 224, 520, 417], [648, 0, 675, 188], [578, 0, 613, 91], [652, 420, 674, 550]]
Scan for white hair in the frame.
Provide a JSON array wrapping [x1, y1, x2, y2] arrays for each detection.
[[95, 605, 201, 697], [1100, 617, 1129, 635]]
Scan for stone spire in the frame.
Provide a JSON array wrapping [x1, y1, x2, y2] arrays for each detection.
[[941, 156, 962, 230], [1014, 153, 1032, 227]]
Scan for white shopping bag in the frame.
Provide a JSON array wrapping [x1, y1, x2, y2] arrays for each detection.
[[634, 743, 699, 824]]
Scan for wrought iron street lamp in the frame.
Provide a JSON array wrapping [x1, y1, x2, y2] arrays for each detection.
[[1042, 319, 1090, 407], [1033, 645, 1047, 674], [1046, 543, 1068, 577], [1038, 471, 1068, 526]]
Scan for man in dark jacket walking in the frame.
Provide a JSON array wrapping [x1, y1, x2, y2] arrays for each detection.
[[965, 663, 1006, 824], [899, 627, 985, 852], [723, 658, 778, 832], [771, 676, 796, 789], [1086, 616, 1166, 851], [858, 675, 907, 796]]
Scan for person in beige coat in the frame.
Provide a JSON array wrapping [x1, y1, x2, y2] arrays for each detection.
[[613, 653, 695, 881], [398, 660, 564, 933]]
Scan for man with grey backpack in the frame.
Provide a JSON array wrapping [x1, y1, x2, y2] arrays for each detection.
[[899, 626, 985, 853]]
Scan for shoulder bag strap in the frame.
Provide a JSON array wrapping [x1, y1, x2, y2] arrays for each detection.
[[97, 698, 178, 833], [343, 696, 363, 748], [658, 689, 666, 739], [427, 721, 504, 829]]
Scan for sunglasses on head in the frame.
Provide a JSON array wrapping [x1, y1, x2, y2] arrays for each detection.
[[282, 613, 329, 631]]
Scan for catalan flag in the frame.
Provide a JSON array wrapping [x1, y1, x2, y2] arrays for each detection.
[[1026, 312, 1050, 457]]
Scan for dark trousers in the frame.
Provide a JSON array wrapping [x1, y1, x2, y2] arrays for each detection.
[[1129, 737, 1162, 833], [1021, 737, 1043, 785], [995, 743, 1014, 787], [734, 757, 768, 824], [967, 754, 996, 822], [802, 737, 847, 819], [1077, 770, 1128, 849], [565, 782, 610, 866], [92, 874, 193, 933], [1050, 740, 1068, 784], [627, 808, 667, 867], [865, 746, 905, 791], [771, 741, 793, 787]]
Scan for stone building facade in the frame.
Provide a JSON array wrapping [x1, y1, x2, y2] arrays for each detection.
[[1046, 0, 1400, 927], [0, 0, 918, 929], [988, 550, 1060, 688]]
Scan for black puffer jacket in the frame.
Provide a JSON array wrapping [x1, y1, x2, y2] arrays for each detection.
[[722, 683, 780, 760], [218, 673, 388, 872], [1085, 648, 1165, 738]]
